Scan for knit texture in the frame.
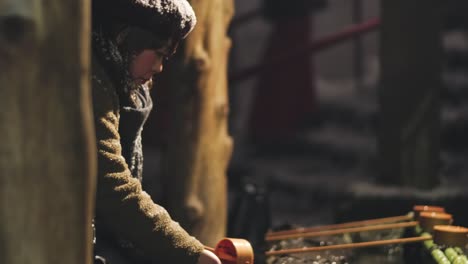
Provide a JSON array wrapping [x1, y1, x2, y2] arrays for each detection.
[[92, 0, 197, 40], [118, 85, 153, 182], [91, 55, 204, 263]]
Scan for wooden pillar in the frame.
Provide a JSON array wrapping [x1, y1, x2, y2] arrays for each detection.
[[0, 0, 95, 264], [378, 0, 443, 189], [161, 0, 234, 246]]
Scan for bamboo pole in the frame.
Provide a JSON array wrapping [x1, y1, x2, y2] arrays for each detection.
[[266, 213, 412, 238], [265, 235, 431, 256], [266, 205, 443, 238], [266, 221, 418, 241]]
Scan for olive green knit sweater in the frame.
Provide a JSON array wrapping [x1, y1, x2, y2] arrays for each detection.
[[91, 56, 204, 263]]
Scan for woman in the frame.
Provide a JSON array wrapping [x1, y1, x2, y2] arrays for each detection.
[[91, 0, 220, 263]]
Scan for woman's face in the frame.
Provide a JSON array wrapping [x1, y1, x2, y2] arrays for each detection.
[[129, 47, 171, 84]]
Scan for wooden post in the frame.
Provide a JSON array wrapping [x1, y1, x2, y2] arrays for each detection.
[[352, 0, 364, 90], [378, 0, 443, 189], [161, 0, 234, 246], [0, 0, 95, 264]]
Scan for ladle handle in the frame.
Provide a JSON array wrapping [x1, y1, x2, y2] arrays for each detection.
[[267, 214, 413, 238], [204, 246, 216, 253], [265, 235, 432, 256], [266, 221, 418, 241]]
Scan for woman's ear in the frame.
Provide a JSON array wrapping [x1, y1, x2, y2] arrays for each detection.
[[166, 39, 179, 57], [115, 26, 130, 45]]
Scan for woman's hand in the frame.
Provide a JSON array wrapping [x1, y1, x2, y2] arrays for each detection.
[[196, 249, 222, 264]]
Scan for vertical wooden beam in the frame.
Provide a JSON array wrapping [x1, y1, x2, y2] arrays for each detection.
[[161, 0, 234, 246], [353, 0, 364, 90], [378, 0, 443, 189], [0, 0, 95, 263]]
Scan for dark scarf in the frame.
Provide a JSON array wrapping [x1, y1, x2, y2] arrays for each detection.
[[92, 26, 153, 182]]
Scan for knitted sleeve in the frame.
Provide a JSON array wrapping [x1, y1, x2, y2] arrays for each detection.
[[91, 61, 204, 264]]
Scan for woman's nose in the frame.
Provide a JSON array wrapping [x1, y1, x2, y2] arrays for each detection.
[[152, 62, 163, 74]]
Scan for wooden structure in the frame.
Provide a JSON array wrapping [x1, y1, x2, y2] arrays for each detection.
[[378, 1, 444, 189], [161, 0, 234, 246], [0, 1, 95, 263]]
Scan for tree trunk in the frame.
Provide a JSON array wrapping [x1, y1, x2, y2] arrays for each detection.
[[378, 0, 443, 189], [0, 1, 95, 264], [161, 0, 234, 246]]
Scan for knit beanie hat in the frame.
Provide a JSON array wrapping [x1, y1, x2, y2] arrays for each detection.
[[92, 0, 197, 42]]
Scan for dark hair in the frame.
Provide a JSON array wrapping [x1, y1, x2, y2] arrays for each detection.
[[115, 26, 177, 56]]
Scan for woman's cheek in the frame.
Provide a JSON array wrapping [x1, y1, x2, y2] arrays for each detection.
[[130, 50, 158, 78], [130, 60, 144, 78]]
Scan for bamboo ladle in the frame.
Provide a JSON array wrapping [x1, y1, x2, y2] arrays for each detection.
[[266, 205, 445, 239], [266, 225, 468, 256], [266, 214, 461, 257], [266, 211, 452, 242], [204, 238, 254, 264]]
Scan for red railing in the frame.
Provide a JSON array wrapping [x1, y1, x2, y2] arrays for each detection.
[[229, 18, 381, 83]]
